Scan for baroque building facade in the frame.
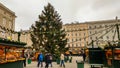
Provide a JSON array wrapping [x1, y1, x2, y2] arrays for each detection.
[[0, 3, 18, 41], [62, 23, 88, 53], [87, 17, 120, 48], [63, 17, 120, 52], [19, 30, 32, 47]]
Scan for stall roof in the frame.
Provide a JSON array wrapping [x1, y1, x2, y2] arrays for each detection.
[[0, 42, 25, 48]]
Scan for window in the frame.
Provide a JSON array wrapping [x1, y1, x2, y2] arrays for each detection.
[[75, 33, 77, 36], [106, 36, 109, 39], [96, 37, 97, 40], [67, 34, 69, 36], [90, 37, 92, 40], [84, 33, 85, 36], [9, 21, 12, 29], [89, 26, 91, 29], [72, 44, 74, 47], [90, 31, 91, 34], [94, 26, 96, 28], [105, 25, 107, 28], [76, 44, 78, 47], [68, 44, 70, 47], [113, 36, 115, 39], [101, 36, 103, 39], [4, 12, 6, 14], [106, 30, 108, 33], [83, 28, 85, 30], [84, 38, 86, 41], [3, 18, 6, 26], [112, 30, 114, 33], [72, 39, 74, 42], [76, 38, 77, 41], [79, 38, 81, 41]]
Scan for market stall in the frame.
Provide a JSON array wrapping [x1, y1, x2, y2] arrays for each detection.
[[105, 46, 120, 68], [0, 39, 26, 68], [88, 48, 105, 68]]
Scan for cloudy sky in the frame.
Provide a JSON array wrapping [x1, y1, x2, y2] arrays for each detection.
[[0, 0, 120, 31]]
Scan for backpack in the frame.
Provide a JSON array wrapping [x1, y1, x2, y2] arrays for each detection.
[[39, 54, 43, 61]]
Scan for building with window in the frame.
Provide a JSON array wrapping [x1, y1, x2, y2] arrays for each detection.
[[62, 18, 120, 53], [19, 30, 33, 47], [87, 17, 120, 48], [0, 3, 17, 40], [62, 22, 88, 53]]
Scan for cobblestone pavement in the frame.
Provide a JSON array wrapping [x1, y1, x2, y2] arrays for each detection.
[[25, 56, 90, 68]]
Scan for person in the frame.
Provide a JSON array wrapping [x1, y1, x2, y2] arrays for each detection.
[[49, 53, 53, 67], [37, 52, 44, 67], [69, 56, 72, 63], [22, 50, 27, 67], [60, 53, 65, 67], [82, 52, 86, 62], [45, 53, 50, 68]]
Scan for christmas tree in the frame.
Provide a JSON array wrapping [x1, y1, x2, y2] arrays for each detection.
[[31, 3, 68, 57]]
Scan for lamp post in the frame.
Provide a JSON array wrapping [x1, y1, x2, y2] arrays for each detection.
[[17, 32, 21, 42]]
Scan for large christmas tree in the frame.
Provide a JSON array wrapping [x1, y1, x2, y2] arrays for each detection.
[[31, 3, 68, 57]]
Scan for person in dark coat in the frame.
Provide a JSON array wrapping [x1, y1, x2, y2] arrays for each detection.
[[22, 50, 27, 67], [49, 53, 53, 67], [37, 52, 44, 67], [45, 53, 50, 68], [82, 52, 86, 62]]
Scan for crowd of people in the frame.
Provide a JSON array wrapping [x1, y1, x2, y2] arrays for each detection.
[[37, 52, 66, 68], [37, 52, 53, 68], [22, 50, 87, 68]]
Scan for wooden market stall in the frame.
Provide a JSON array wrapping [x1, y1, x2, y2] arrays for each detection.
[[88, 48, 105, 68], [88, 46, 120, 68], [0, 38, 26, 68], [105, 46, 120, 68]]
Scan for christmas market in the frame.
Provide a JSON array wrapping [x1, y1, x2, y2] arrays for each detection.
[[0, 38, 26, 68]]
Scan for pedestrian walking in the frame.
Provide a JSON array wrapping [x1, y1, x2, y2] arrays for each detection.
[[22, 50, 27, 67], [49, 53, 53, 67], [45, 53, 50, 68], [37, 52, 44, 67], [82, 52, 86, 62], [60, 53, 65, 67]]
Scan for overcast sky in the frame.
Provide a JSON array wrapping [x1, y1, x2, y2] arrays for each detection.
[[0, 0, 120, 31]]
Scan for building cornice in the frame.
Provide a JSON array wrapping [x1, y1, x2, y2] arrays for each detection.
[[63, 18, 120, 26], [0, 2, 16, 17], [86, 19, 120, 24], [63, 22, 87, 26]]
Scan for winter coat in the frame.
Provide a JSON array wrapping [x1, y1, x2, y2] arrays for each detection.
[[60, 54, 64, 60]]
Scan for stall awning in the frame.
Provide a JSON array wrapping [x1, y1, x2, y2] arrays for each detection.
[[65, 51, 70, 54], [98, 43, 107, 49], [72, 51, 77, 54], [24, 45, 33, 48], [115, 50, 120, 53]]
